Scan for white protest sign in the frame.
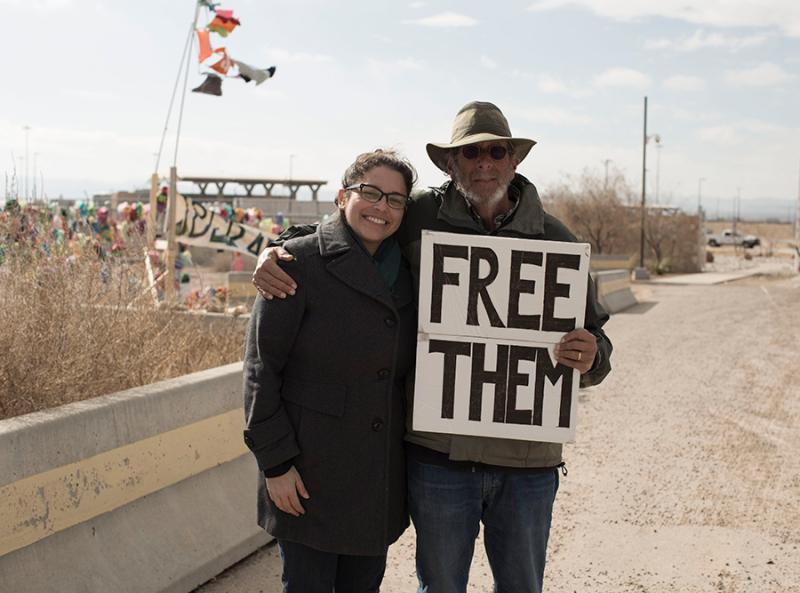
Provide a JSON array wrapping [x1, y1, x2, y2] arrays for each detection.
[[413, 231, 591, 443]]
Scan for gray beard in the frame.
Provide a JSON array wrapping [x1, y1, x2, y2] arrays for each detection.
[[451, 167, 514, 210]]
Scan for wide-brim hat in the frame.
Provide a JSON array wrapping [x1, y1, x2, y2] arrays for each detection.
[[426, 101, 536, 172]]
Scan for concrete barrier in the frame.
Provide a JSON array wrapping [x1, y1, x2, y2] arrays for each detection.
[[0, 362, 270, 593], [592, 269, 638, 313], [227, 271, 258, 303], [590, 253, 636, 271]]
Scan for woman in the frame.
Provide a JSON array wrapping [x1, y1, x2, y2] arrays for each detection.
[[242, 149, 417, 593]]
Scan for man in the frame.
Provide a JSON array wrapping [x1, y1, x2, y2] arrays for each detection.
[[253, 101, 612, 593]]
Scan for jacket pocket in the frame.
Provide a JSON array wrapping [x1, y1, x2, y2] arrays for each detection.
[[281, 377, 347, 417]]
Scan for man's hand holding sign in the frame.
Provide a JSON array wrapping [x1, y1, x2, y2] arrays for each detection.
[[414, 231, 592, 443]]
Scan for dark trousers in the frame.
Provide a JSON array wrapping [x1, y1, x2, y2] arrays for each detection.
[[278, 540, 387, 593]]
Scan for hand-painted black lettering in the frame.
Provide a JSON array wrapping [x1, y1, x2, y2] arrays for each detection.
[[505, 345, 539, 425], [429, 339, 471, 419], [542, 253, 579, 332], [430, 243, 468, 324], [507, 250, 543, 330], [469, 343, 509, 422], [533, 350, 573, 427], [246, 234, 265, 257], [226, 219, 246, 242], [189, 202, 213, 238], [467, 247, 505, 328]]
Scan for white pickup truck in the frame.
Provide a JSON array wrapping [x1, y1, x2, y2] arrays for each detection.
[[707, 229, 760, 248]]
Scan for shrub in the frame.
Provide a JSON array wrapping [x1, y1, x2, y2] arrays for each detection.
[[0, 214, 245, 420]]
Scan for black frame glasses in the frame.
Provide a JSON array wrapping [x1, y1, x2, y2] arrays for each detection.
[[460, 144, 508, 161], [344, 183, 410, 209]]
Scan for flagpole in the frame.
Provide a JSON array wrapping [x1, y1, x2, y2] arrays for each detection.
[[165, 1, 201, 302]]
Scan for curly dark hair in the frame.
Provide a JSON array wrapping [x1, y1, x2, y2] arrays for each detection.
[[341, 148, 417, 195]]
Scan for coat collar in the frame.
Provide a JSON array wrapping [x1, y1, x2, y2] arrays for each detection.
[[436, 173, 545, 236], [317, 213, 396, 311], [317, 212, 353, 257]]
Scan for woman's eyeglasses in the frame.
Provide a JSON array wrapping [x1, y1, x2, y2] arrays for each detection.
[[460, 144, 508, 160], [344, 184, 410, 209]]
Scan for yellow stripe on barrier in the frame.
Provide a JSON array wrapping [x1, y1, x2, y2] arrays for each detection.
[[598, 278, 631, 295], [0, 409, 248, 556]]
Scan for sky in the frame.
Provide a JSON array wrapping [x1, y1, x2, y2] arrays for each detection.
[[1, 0, 799, 220]]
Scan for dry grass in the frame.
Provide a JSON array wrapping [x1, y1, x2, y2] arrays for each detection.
[[0, 221, 246, 420]]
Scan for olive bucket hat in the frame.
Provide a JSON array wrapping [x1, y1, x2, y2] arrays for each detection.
[[426, 101, 536, 172]]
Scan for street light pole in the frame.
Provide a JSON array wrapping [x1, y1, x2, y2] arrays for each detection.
[[697, 177, 706, 214], [22, 125, 31, 201], [32, 153, 40, 202], [603, 159, 611, 189], [655, 142, 662, 203]]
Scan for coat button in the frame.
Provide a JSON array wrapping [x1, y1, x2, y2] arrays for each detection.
[[371, 418, 384, 432], [377, 368, 390, 379], [384, 317, 396, 327], [244, 435, 254, 447]]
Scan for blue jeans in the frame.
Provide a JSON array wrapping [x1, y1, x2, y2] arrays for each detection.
[[407, 457, 559, 593], [278, 540, 386, 593]]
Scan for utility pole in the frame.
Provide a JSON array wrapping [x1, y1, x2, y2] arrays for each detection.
[[634, 96, 650, 280], [603, 158, 611, 190]]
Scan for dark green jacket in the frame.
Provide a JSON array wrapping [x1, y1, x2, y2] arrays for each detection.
[[396, 174, 612, 468]]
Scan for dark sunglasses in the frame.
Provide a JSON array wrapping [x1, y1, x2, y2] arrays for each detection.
[[460, 144, 508, 160], [344, 183, 410, 209]]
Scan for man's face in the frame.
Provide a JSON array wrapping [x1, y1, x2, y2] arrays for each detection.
[[447, 140, 517, 206]]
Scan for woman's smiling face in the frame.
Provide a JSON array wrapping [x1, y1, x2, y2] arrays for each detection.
[[337, 165, 407, 255]]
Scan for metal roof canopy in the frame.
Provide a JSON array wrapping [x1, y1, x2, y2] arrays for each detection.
[[179, 175, 328, 201]]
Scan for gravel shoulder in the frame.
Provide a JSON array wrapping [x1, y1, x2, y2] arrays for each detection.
[[196, 271, 800, 593]]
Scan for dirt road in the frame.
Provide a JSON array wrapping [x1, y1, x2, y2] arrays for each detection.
[[196, 272, 800, 593]]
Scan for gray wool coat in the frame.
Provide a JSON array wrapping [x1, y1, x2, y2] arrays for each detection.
[[243, 214, 417, 556]]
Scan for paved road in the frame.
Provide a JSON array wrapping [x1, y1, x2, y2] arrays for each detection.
[[196, 271, 800, 593]]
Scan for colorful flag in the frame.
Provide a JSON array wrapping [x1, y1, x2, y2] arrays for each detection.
[[236, 62, 276, 85], [192, 73, 223, 96], [210, 47, 233, 75], [196, 29, 213, 62]]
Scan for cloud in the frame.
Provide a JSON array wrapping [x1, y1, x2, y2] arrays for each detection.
[[0, 0, 72, 10], [264, 48, 334, 63], [662, 75, 706, 91], [366, 57, 426, 79], [480, 55, 497, 69], [530, 73, 594, 98], [408, 1, 426, 7], [698, 118, 791, 145], [516, 107, 593, 126], [404, 11, 478, 27], [594, 67, 651, 89], [724, 62, 795, 86], [527, 0, 800, 38], [645, 29, 770, 52], [698, 125, 738, 144], [538, 74, 568, 94]]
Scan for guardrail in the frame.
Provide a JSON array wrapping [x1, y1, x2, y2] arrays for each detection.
[[0, 362, 269, 593]]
